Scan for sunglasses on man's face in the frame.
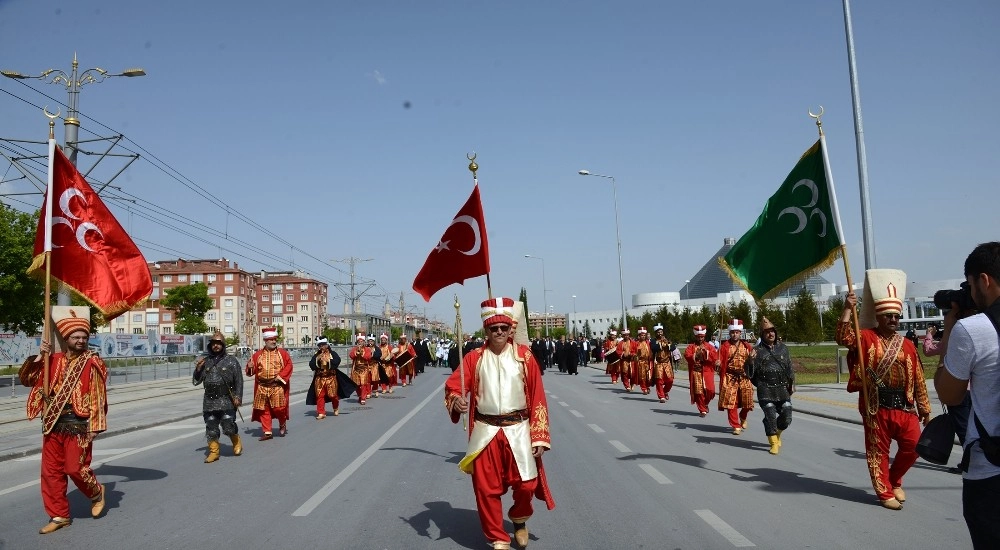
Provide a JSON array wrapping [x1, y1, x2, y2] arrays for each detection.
[[488, 325, 511, 333]]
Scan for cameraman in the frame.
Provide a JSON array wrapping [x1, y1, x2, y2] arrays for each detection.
[[935, 241, 1000, 549]]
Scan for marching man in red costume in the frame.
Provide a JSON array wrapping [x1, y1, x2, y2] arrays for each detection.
[[349, 334, 376, 404], [245, 327, 293, 440], [685, 324, 718, 417], [603, 331, 620, 383], [394, 333, 418, 387], [618, 328, 636, 391], [445, 297, 555, 550], [836, 269, 931, 510], [717, 319, 756, 435], [377, 333, 397, 394], [23, 307, 108, 534], [634, 327, 653, 395]]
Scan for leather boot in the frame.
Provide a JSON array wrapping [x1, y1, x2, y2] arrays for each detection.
[[230, 434, 242, 456], [880, 497, 902, 510], [205, 439, 220, 463], [91, 484, 106, 517], [512, 521, 529, 548], [39, 517, 72, 534], [767, 435, 780, 455]]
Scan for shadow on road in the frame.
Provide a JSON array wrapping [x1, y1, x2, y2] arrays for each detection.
[[650, 408, 703, 417], [400, 501, 493, 549], [85, 465, 169, 519], [729, 467, 873, 506], [668, 422, 733, 434], [691, 435, 767, 451], [381, 446, 452, 460]]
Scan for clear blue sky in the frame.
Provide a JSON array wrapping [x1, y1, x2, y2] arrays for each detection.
[[2, 0, 997, 325]]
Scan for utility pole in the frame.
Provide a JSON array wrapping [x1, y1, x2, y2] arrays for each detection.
[[331, 257, 373, 334]]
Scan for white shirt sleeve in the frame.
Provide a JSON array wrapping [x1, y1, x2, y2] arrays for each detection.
[[944, 320, 974, 381]]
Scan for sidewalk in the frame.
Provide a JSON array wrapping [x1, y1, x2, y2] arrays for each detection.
[[0, 358, 312, 462]]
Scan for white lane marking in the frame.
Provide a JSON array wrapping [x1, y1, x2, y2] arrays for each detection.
[[639, 463, 673, 484], [797, 414, 864, 432], [588, 424, 605, 433], [292, 381, 444, 517], [608, 440, 631, 453], [548, 394, 557, 398], [558, 401, 569, 407], [0, 429, 202, 497], [569, 410, 583, 418], [694, 509, 755, 547]]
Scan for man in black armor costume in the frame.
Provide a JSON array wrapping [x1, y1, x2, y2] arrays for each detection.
[[748, 317, 794, 455], [193, 331, 244, 463]]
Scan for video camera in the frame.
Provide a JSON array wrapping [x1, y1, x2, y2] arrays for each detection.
[[933, 281, 976, 312]]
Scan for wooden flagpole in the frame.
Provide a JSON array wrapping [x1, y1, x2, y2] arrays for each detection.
[[454, 294, 466, 431], [41, 113, 59, 405], [811, 107, 873, 419]]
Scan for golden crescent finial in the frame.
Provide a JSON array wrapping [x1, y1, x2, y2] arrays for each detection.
[[454, 294, 461, 310], [808, 106, 825, 135], [467, 152, 478, 178], [44, 106, 61, 139]]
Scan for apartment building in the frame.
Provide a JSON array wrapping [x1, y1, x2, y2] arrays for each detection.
[[255, 271, 328, 349], [102, 258, 257, 346]]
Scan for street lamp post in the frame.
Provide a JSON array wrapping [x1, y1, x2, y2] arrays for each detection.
[[571, 295, 577, 338], [578, 170, 626, 331], [524, 255, 548, 339], [3, 54, 145, 305], [2, 54, 146, 165]]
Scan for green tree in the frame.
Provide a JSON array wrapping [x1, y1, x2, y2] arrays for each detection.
[[225, 335, 240, 347], [0, 206, 46, 334], [323, 326, 351, 345], [785, 288, 822, 343], [732, 299, 754, 331], [822, 296, 845, 341], [161, 282, 212, 335], [519, 287, 529, 326], [755, 299, 786, 337]]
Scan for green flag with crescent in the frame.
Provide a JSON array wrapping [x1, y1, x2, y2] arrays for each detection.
[[719, 139, 845, 301]]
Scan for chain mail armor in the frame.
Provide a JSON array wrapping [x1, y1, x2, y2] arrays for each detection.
[[750, 340, 795, 436], [193, 353, 244, 439]]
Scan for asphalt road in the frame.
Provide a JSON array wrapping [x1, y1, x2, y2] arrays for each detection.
[[0, 365, 971, 549]]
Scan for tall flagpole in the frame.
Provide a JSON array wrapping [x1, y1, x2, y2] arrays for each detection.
[[842, 0, 876, 270], [41, 110, 59, 403], [812, 107, 872, 418], [468, 153, 493, 300], [454, 294, 466, 431]]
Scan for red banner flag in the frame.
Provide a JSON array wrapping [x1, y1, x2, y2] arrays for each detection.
[[27, 146, 153, 320], [412, 184, 490, 301]]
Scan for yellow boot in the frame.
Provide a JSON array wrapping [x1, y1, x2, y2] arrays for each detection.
[[205, 439, 220, 463], [776, 429, 783, 448], [767, 435, 780, 455], [230, 434, 243, 456]]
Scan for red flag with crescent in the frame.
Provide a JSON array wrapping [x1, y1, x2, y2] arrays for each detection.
[[27, 145, 152, 320], [412, 184, 491, 301]]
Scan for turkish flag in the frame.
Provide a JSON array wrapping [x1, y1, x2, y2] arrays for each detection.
[[27, 145, 153, 321], [412, 184, 491, 301]]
